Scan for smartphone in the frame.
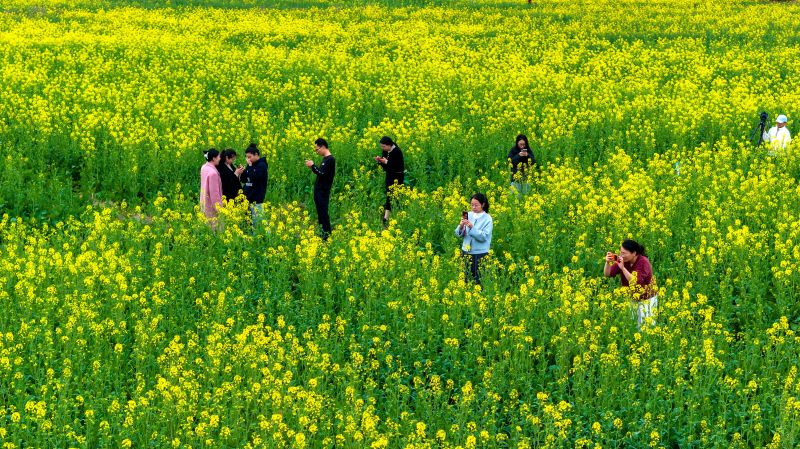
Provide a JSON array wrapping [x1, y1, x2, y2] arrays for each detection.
[[462, 211, 468, 219]]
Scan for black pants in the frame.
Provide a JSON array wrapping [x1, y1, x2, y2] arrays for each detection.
[[462, 252, 487, 285], [384, 176, 404, 211], [313, 188, 332, 238]]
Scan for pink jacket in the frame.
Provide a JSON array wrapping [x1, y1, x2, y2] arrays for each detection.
[[200, 162, 223, 218]]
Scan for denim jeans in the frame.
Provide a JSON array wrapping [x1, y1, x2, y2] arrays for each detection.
[[462, 252, 488, 285], [250, 203, 264, 230], [511, 181, 531, 196]]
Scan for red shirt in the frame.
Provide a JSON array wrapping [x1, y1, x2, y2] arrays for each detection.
[[609, 256, 653, 288]]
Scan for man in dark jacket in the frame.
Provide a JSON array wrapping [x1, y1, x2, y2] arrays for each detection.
[[305, 138, 336, 240], [375, 136, 405, 227], [242, 143, 268, 226]]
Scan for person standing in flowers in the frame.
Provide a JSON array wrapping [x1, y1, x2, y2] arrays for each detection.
[[763, 114, 792, 154], [241, 143, 268, 226], [218, 149, 244, 202], [199, 149, 223, 227], [456, 193, 494, 286], [305, 138, 336, 240], [507, 134, 536, 195], [604, 239, 658, 329], [374, 136, 405, 227]]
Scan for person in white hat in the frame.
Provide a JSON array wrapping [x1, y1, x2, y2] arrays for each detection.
[[763, 114, 792, 153]]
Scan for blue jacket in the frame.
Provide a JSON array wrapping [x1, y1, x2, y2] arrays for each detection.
[[455, 211, 493, 254]]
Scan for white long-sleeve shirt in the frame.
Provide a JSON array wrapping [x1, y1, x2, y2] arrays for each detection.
[[763, 126, 792, 153]]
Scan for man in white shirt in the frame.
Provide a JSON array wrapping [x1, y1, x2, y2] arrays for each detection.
[[763, 114, 792, 154]]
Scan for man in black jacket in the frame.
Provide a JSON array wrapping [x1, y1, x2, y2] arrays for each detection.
[[242, 143, 268, 226], [375, 136, 405, 227], [305, 138, 336, 240]]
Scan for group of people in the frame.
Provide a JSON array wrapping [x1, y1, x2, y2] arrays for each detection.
[[200, 143, 269, 228], [199, 136, 405, 240], [199, 134, 658, 328]]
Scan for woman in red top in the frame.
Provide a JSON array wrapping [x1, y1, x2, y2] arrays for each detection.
[[604, 239, 657, 329]]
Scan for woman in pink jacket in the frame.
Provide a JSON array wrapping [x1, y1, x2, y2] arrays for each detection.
[[200, 149, 223, 224]]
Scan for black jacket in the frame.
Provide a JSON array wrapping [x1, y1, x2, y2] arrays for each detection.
[[242, 157, 268, 203], [218, 163, 242, 201], [312, 155, 336, 191], [380, 146, 405, 186], [508, 145, 537, 181]]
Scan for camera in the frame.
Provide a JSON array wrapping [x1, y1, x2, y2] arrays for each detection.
[[751, 111, 769, 146]]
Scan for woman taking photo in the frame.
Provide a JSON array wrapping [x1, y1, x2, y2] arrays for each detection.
[[507, 133, 536, 194], [218, 148, 244, 201], [455, 193, 493, 286], [200, 148, 223, 226], [604, 239, 658, 328]]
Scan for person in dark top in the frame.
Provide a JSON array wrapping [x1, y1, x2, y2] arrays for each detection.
[[305, 138, 336, 240], [217, 148, 244, 201], [242, 143, 268, 226], [507, 134, 536, 195], [374, 136, 405, 227]]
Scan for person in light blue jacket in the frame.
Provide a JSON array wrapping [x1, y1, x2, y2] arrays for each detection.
[[455, 192, 493, 285]]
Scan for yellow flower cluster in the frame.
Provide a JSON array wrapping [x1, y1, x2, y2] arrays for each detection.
[[3, 138, 800, 447]]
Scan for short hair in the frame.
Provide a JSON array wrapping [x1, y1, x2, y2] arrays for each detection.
[[314, 138, 329, 148], [379, 136, 395, 146], [245, 143, 260, 156]]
